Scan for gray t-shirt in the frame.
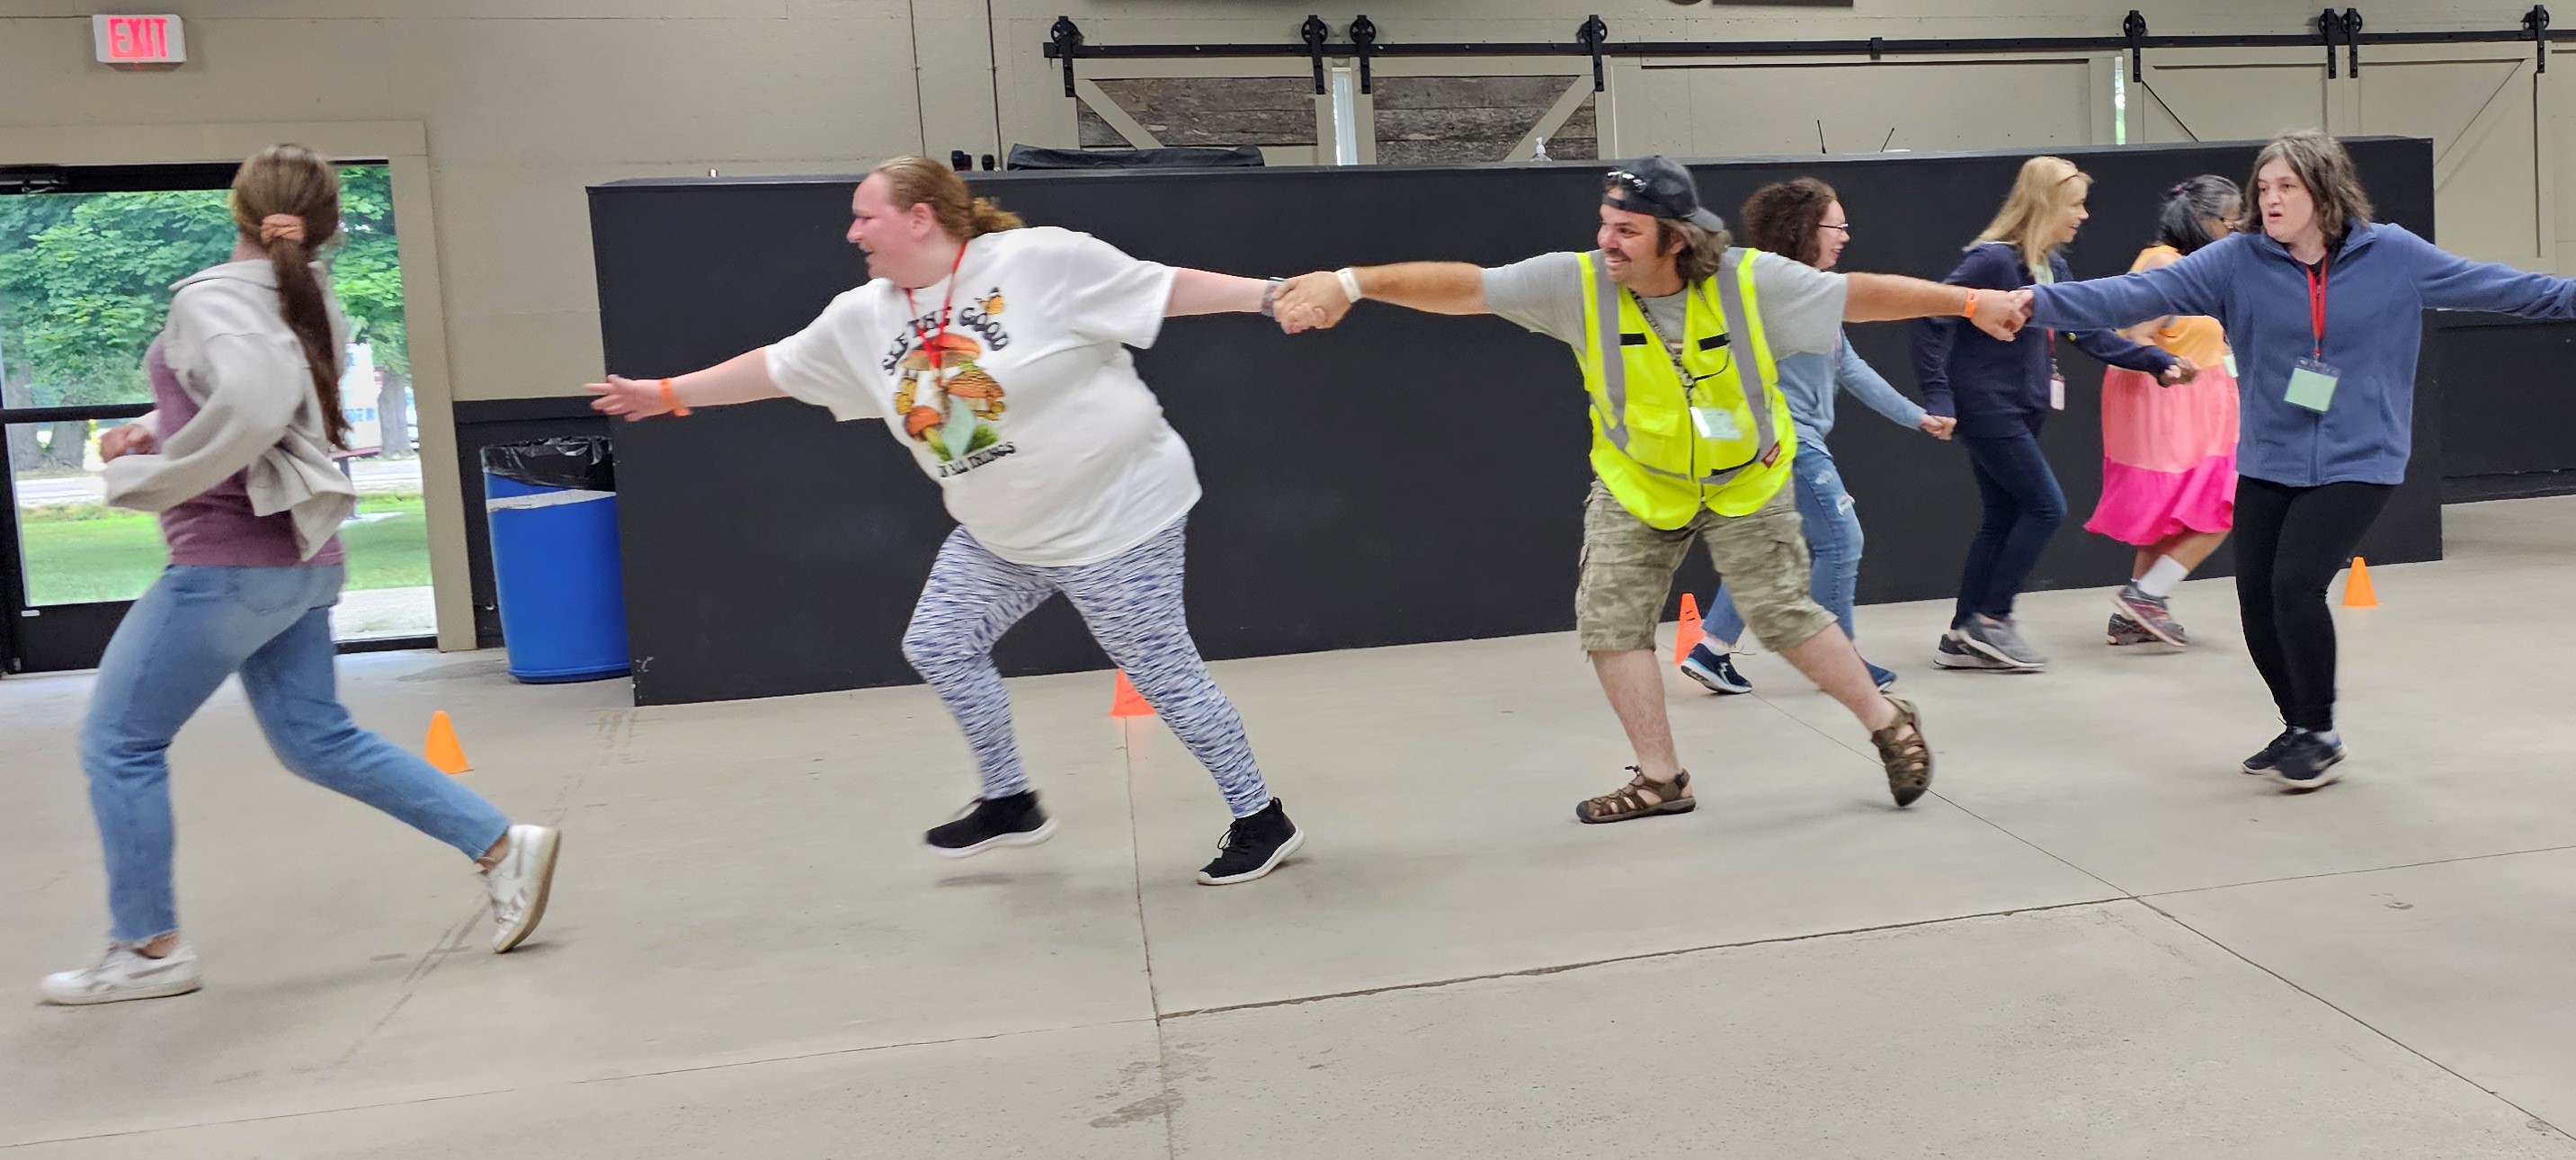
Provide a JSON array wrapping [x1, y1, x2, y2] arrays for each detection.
[[1480, 249, 1850, 360]]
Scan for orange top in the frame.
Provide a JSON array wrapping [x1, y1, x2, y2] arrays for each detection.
[[2130, 245, 2231, 370]]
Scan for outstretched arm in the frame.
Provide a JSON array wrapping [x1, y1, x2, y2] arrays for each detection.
[[1272, 262, 1490, 327], [589, 348, 787, 420], [1846, 273, 2028, 342]]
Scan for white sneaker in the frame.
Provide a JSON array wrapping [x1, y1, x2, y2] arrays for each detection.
[[483, 825, 561, 954], [40, 941, 202, 1005]]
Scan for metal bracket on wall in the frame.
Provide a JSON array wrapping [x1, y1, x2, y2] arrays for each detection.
[[2124, 11, 2146, 82], [1305, 15, 1330, 94], [2320, 8, 2341, 79], [1050, 17, 1082, 97], [2528, 4, 2552, 73], [1350, 15, 1378, 94], [1579, 15, 1608, 92], [2343, 9, 2365, 76]]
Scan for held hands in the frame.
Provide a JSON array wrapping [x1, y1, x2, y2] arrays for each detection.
[[1967, 288, 2037, 343], [1916, 415, 1957, 441], [98, 424, 156, 461], [587, 374, 679, 420], [2162, 356, 2200, 386], [1272, 272, 1356, 334]]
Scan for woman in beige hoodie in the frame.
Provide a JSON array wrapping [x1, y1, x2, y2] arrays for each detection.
[[40, 146, 561, 1006]]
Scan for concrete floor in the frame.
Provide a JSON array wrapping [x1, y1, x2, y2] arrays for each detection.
[[5, 496, 2575, 1158]]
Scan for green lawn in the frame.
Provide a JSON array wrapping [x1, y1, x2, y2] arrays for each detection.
[[19, 493, 431, 605]]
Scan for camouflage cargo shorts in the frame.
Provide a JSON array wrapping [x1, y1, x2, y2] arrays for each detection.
[[1574, 479, 1839, 654]]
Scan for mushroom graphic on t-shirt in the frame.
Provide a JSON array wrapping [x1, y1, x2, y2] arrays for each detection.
[[892, 331, 1003, 462]]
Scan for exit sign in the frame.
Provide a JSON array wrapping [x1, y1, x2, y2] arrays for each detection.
[[93, 14, 185, 64]]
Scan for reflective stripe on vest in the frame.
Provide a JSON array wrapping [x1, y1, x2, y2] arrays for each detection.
[[1587, 249, 1778, 486]]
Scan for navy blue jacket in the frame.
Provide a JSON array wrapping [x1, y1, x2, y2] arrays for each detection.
[[1912, 242, 2177, 438], [2035, 223, 2576, 486]]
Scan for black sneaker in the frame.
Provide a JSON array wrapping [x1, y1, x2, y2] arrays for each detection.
[[2241, 727, 2346, 775], [925, 790, 1057, 857], [2266, 731, 2349, 792], [1679, 643, 1752, 694], [1197, 799, 1304, 886]]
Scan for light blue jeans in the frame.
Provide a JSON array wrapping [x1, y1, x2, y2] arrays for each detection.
[[1706, 440, 1885, 675], [81, 564, 511, 942]]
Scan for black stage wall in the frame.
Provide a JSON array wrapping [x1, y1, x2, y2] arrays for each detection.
[[591, 138, 2442, 706]]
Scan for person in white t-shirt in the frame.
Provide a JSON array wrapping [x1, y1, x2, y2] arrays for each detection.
[[587, 156, 1317, 886]]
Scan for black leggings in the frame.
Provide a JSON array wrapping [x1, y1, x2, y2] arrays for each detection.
[[2233, 477, 2396, 732]]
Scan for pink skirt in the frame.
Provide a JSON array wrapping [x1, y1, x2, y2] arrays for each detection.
[[2086, 365, 2240, 546]]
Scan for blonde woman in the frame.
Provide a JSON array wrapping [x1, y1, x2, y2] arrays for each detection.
[[1912, 156, 2195, 672]]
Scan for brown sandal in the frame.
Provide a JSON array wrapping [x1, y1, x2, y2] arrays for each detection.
[[1575, 768, 1695, 825], [1873, 696, 1933, 807]]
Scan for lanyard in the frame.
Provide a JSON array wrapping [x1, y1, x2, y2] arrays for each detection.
[[902, 242, 971, 369], [2304, 254, 2331, 359], [1627, 288, 1725, 386]]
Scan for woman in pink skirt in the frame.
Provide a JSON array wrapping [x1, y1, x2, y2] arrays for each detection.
[[2095, 176, 2243, 647]]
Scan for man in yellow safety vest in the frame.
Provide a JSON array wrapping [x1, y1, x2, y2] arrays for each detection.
[[1278, 156, 2034, 824]]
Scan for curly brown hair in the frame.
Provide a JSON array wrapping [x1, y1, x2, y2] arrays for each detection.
[[1736, 178, 1838, 266]]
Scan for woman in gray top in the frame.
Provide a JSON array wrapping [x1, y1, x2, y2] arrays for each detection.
[[1680, 179, 1954, 697]]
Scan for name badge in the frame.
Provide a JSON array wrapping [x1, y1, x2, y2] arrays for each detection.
[[2285, 356, 2340, 414], [1690, 406, 1743, 442], [2223, 352, 2240, 379], [2049, 374, 2067, 412]]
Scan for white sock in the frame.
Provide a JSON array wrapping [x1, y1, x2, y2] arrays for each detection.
[[2135, 555, 2189, 598], [1698, 632, 1734, 654], [2308, 728, 2341, 747]]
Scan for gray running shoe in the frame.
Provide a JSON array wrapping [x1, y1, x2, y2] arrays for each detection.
[[2110, 584, 2189, 646], [1935, 630, 2024, 671], [1960, 616, 2047, 670], [2106, 613, 2157, 647]]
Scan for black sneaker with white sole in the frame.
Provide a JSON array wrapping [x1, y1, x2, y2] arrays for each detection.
[[925, 790, 1057, 856], [1197, 799, 1304, 885], [2267, 730, 2348, 792]]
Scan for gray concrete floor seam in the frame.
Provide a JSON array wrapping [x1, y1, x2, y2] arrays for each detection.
[[1115, 717, 1185, 1160], [2135, 842, 2576, 902], [2135, 894, 2576, 1142], [1153, 896, 2120, 1022]]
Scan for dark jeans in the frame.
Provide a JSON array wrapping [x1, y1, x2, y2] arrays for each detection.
[[1953, 432, 2066, 628], [2233, 476, 2396, 732]]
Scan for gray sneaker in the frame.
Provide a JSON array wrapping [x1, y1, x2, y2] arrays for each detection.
[[2110, 584, 2189, 647], [1960, 616, 2047, 670], [1935, 630, 2019, 671]]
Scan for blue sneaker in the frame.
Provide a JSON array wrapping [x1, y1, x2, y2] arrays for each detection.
[[1679, 643, 1752, 694], [1866, 661, 1898, 691]]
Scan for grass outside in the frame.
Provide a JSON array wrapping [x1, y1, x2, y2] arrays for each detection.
[[18, 492, 430, 605]]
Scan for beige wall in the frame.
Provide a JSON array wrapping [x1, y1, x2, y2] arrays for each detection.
[[0, 0, 2564, 647]]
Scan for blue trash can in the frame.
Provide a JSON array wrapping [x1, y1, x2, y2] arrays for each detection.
[[482, 437, 630, 683]]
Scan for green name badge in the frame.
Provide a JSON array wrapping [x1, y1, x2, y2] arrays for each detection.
[[2285, 356, 2340, 414], [2224, 352, 2239, 378]]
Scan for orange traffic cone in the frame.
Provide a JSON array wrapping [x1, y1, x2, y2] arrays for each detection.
[[1672, 593, 1703, 665], [423, 710, 472, 775], [1110, 670, 1154, 718], [2341, 556, 2378, 608]]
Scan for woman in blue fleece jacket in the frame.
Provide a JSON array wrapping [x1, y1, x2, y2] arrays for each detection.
[[2029, 130, 2576, 791], [1914, 156, 2191, 674]]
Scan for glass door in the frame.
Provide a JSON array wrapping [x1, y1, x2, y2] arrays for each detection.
[[0, 161, 428, 675]]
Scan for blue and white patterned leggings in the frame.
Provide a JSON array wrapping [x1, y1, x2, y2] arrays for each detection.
[[900, 517, 1272, 817]]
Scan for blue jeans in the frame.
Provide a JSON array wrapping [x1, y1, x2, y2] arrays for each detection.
[[1706, 441, 1885, 674], [1953, 432, 2067, 628], [81, 565, 511, 941]]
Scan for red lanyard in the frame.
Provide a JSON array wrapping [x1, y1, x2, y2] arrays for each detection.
[[2304, 254, 2330, 360], [902, 242, 970, 368]]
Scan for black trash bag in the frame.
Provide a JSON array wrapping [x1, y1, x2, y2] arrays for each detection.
[[483, 436, 614, 491], [1004, 144, 1265, 171]]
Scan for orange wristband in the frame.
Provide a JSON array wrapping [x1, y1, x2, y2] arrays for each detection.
[[1959, 290, 1979, 320], [659, 378, 691, 418]]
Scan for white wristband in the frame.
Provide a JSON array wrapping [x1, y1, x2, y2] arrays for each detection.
[[1335, 267, 1365, 303]]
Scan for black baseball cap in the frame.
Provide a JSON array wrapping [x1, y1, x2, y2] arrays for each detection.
[[1602, 156, 1726, 233]]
